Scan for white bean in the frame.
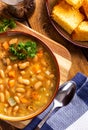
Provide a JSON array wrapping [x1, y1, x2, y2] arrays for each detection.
[[30, 76, 36, 82], [22, 79, 30, 85], [13, 64, 18, 69], [0, 92, 5, 102], [34, 81, 42, 90], [18, 77, 30, 85], [0, 52, 6, 59], [45, 70, 50, 75], [16, 87, 25, 93], [14, 96, 20, 104], [4, 108, 7, 113], [18, 62, 29, 69], [5, 90, 10, 100], [41, 59, 47, 66], [0, 79, 3, 84], [20, 71, 25, 75], [7, 107, 12, 116], [37, 75, 44, 80], [17, 84, 25, 88], [16, 93, 22, 97], [6, 58, 10, 65], [33, 55, 38, 62], [6, 65, 12, 73], [13, 105, 19, 112], [0, 70, 5, 78], [4, 103, 9, 107], [9, 38, 18, 45], [18, 77, 24, 84], [46, 80, 51, 87], [49, 74, 54, 78], [0, 85, 4, 91], [26, 90, 31, 98]]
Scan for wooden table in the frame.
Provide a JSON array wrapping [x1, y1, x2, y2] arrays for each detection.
[[28, 0, 88, 79], [0, 0, 88, 129]]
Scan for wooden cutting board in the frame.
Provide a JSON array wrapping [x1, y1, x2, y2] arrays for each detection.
[[5, 22, 72, 129]]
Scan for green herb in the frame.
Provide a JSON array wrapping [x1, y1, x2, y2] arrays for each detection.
[[0, 18, 16, 33], [9, 41, 37, 60]]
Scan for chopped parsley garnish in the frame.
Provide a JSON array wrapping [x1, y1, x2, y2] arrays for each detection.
[[0, 18, 16, 33], [9, 41, 37, 60]]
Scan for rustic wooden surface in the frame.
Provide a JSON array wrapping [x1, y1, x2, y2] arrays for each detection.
[[0, 0, 88, 129], [29, 0, 88, 79]]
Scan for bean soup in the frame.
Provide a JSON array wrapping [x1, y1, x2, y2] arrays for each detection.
[[0, 32, 59, 119]]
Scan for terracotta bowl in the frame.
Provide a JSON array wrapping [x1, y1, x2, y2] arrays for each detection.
[[0, 31, 60, 121]]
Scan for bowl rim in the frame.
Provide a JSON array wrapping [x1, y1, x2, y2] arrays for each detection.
[[0, 30, 60, 121]]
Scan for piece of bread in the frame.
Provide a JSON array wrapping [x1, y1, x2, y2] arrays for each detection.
[[65, 0, 84, 9], [82, 0, 88, 18], [52, 0, 84, 34], [72, 21, 88, 41]]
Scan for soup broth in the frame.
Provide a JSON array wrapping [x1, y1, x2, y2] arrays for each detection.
[[0, 34, 58, 117]]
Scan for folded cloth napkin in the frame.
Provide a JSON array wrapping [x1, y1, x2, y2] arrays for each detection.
[[24, 72, 88, 130]]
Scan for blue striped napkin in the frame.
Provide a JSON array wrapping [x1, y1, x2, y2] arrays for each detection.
[[24, 72, 88, 130]]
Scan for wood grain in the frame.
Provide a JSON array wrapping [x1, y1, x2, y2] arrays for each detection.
[[29, 0, 88, 79]]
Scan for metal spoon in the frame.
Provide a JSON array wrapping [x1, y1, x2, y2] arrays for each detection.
[[35, 81, 76, 130]]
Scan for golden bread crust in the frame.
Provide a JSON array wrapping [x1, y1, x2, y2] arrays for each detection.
[[52, 0, 84, 34]]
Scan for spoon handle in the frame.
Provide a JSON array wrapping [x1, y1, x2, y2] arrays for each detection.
[[34, 81, 76, 130], [34, 105, 55, 130]]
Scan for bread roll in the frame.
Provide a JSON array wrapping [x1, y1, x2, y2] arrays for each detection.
[[82, 0, 88, 18], [52, 0, 84, 34], [72, 21, 88, 41], [66, 0, 84, 9]]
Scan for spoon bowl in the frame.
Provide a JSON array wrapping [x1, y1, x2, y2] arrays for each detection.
[[35, 81, 76, 130], [56, 81, 76, 107]]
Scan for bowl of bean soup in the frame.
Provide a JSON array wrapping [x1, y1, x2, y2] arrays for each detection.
[[0, 31, 60, 121]]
